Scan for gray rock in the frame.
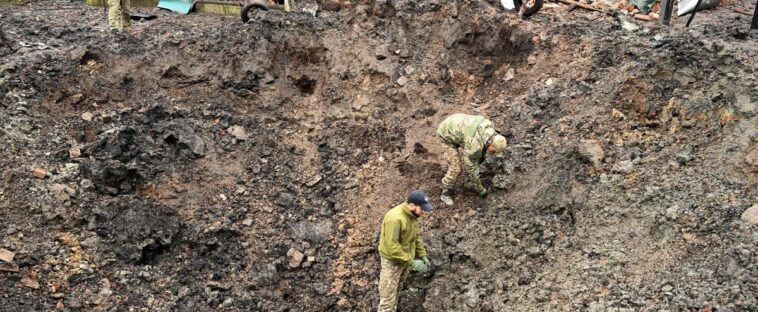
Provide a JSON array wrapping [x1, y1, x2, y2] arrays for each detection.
[[734, 94, 756, 115], [741, 204, 758, 224], [612, 160, 634, 174], [676, 150, 695, 164], [275, 192, 295, 208], [287, 248, 304, 268], [666, 204, 680, 220], [291, 221, 333, 243]]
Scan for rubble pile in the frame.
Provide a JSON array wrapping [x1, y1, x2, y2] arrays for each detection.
[[0, 0, 755, 311]]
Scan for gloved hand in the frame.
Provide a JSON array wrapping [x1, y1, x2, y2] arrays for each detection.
[[409, 259, 428, 273], [421, 256, 431, 267]]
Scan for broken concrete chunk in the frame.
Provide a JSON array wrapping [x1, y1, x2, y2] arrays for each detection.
[[741, 204, 758, 225], [69, 147, 82, 159], [504, 68, 515, 81], [32, 167, 47, 179], [227, 126, 249, 141], [612, 160, 634, 174], [81, 112, 94, 121], [0, 248, 15, 263], [396, 76, 409, 86], [287, 248, 304, 268]]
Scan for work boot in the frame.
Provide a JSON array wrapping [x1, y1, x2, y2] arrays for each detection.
[[440, 189, 454, 206]]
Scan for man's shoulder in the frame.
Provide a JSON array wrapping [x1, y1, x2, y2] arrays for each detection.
[[382, 203, 406, 220]]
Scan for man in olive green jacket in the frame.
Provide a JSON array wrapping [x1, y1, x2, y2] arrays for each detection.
[[377, 190, 433, 312], [436, 113, 508, 206]]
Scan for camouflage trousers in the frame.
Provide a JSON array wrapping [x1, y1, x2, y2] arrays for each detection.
[[108, 0, 131, 30], [440, 146, 462, 191], [378, 257, 408, 312]]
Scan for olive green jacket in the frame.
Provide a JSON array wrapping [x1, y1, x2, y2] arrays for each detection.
[[436, 113, 497, 192], [378, 202, 427, 265]]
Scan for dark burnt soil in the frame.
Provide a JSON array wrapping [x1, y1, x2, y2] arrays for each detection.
[[0, 0, 756, 311]]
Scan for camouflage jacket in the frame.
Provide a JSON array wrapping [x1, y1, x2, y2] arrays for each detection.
[[436, 113, 496, 192]]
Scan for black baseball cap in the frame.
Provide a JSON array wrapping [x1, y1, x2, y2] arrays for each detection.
[[407, 190, 433, 211]]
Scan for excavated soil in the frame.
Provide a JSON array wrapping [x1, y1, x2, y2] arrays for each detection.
[[0, 0, 757, 311]]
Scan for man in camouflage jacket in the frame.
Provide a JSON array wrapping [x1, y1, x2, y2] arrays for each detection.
[[436, 113, 507, 206]]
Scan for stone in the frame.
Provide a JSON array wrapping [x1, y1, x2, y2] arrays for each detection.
[[81, 112, 94, 121], [612, 160, 634, 174], [242, 219, 253, 226], [341, 1, 353, 9], [275, 192, 295, 208], [292, 221, 333, 243], [186, 136, 206, 158], [94, 279, 113, 305], [612, 109, 626, 120], [50, 183, 76, 202], [577, 140, 604, 168], [405, 66, 415, 75], [287, 248, 304, 268], [306, 175, 322, 187], [0, 248, 14, 263], [32, 167, 47, 179], [227, 126, 249, 141], [396, 76, 409, 86], [69, 147, 81, 159], [375, 46, 389, 60], [666, 204, 680, 220], [323, 0, 341, 11], [675, 150, 695, 164], [504, 68, 515, 81], [527, 55, 537, 65], [21, 276, 39, 289], [741, 204, 758, 225], [734, 94, 755, 115]]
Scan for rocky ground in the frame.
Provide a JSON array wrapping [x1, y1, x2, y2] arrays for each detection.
[[0, 0, 756, 311]]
